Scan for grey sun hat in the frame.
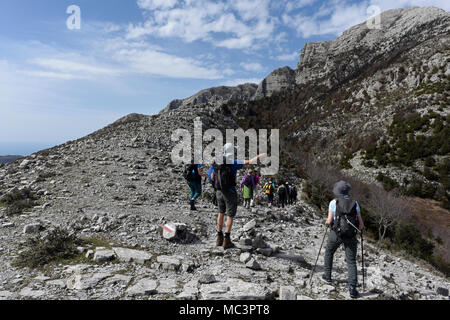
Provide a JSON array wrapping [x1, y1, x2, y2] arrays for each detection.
[[333, 180, 351, 197], [223, 143, 238, 161]]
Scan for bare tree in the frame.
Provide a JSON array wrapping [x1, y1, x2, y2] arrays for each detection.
[[304, 160, 342, 210], [368, 185, 410, 247]]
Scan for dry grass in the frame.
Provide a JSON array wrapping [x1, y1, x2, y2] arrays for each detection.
[[409, 197, 450, 262]]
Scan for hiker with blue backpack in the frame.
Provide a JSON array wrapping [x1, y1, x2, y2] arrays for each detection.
[[183, 154, 206, 211], [322, 180, 365, 299], [240, 170, 257, 209], [210, 143, 266, 249]]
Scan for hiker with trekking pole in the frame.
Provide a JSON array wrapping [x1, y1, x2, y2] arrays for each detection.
[[309, 180, 365, 299]]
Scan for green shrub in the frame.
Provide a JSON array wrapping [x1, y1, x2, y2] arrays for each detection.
[[394, 223, 434, 260], [406, 180, 437, 199], [376, 173, 399, 191], [423, 167, 439, 181], [1, 188, 38, 216], [304, 181, 333, 211], [5, 199, 36, 215], [424, 157, 436, 167], [14, 228, 82, 269], [339, 152, 353, 169], [363, 113, 449, 204], [430, 255, 450, 277]]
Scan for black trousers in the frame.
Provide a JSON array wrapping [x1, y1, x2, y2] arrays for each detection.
[[323, 230, 358, 286]]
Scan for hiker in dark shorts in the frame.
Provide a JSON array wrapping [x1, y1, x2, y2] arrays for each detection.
[[212, 143, 266, 249], [277, 182, 289, 208], [289, 184, 297, 205], [323, 181, 365, 299]]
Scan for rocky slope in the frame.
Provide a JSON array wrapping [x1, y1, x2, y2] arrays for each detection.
[[0, 110, 448, 300], [0, 6, 449, 301], [226, 7, 450, 199], [295, 7, 450, 88]]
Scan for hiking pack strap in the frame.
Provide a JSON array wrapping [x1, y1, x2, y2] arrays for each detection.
[[345, 216, 361, 233]]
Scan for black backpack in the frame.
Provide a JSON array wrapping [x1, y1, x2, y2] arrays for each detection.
[[332, 197, 359, 238], [183, 164, 198, 182], [212, 160, 235, 191]]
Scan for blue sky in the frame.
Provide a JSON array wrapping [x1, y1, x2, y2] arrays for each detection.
[[0, 0, 449, 155]]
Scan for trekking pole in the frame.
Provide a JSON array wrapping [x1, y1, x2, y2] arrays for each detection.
[[345, 218, 365, 292], [309, 224, 329, 286], [361, 231, 365, 292]]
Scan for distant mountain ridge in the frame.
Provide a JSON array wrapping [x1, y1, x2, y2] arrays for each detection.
[[0, 155, 22, 164], [160, 66, 296, 114]]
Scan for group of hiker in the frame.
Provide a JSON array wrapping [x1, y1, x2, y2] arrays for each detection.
[[262, 177, 297, 208], [182, 143, 365, 299]]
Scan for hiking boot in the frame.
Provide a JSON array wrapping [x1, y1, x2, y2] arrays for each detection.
[[216, 233, 224, 247], [349, 285, 359, 299], [321, 274, 332, 283], [190, 200, 197, 211], [223, 237, 235, 250]]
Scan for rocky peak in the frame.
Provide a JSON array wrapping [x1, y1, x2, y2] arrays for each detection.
[[161, 66, 297, 114], [253, 66, 296, 100], [296, 6, 450, 88], [160, 83, 258, 114]]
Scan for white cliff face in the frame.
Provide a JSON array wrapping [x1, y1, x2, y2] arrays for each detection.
[[253, 67, 296, 100], [295, 7, 450, 88]]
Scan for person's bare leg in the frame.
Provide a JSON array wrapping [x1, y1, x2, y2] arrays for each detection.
[[225, 216, 234, 233], [223, 216, 235, 249], [216, 213, 225, 246], [217, 213, 225, 232]]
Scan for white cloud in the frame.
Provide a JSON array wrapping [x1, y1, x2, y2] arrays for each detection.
[[31, 58, 120, 77], [276, 51, 299, 61], [20, 70, 86, 80], [127, 0, 276, 50], [15, 38, 226, 81], [216, 36, 254, 49], [240, 62, 264, 72], [282, 0, 449, 38], [282, 1, 370, 38], [137, 0, 177, 10], [222, 78, 261, 86], [371, 0, 450, 12], [111, 46, 222, 79], [285, 0, 319, 12]]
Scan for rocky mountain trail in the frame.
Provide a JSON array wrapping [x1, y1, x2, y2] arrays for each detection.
[[0, 6, 449, 301], [0, 186, 448, 300]]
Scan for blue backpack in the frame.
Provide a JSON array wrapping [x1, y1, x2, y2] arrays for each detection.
[[208, 166, 215, 184]]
